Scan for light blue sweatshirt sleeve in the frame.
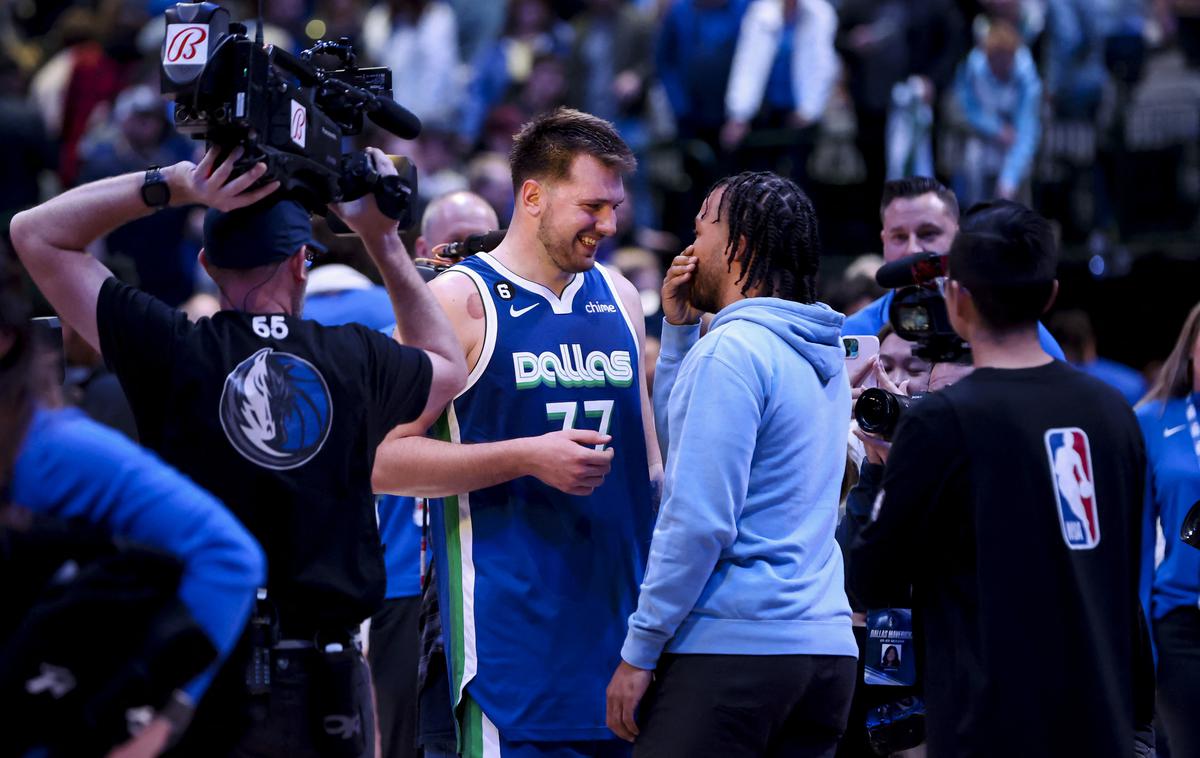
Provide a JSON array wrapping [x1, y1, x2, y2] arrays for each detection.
[[11, 409, 265, 701], [1000, 54, 1043, 191], [623, 343, 761, 670], [652, 319, 701, 460]]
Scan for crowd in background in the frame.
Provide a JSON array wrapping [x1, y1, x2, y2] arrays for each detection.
[[2, 0, 1200, 379]]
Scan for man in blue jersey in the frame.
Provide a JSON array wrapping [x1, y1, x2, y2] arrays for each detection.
[[843, 176, 1065, 360], [372, 108, 662, 758], [607, 172, 857, 756]]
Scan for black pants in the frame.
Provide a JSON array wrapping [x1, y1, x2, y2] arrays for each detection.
[[634, 653, 857, 758], [368, 596, 422, 758], [230, 645, 376, 758], [1155, 607, 1200, 758]]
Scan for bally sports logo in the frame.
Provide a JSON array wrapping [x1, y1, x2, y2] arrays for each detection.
[[290, 100, 307, 147], [514, 344, 633, 389], [163, 24, 208, 64]]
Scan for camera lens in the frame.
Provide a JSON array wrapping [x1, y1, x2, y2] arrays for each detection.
[[855, 388, 913, 441]]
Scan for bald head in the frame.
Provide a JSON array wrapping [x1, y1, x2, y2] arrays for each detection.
[[418, 191, 499, 255]]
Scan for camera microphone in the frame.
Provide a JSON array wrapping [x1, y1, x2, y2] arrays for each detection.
[[875, 252, 948, 288], [433, 230, 506, 261], [366, 97, 422, 140]]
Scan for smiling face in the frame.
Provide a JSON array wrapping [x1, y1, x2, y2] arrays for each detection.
[[535, 153, 624, 274], [881, 192, 958, 262]]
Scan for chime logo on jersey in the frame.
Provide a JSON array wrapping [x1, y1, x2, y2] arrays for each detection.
[[512, 344, 633, 389], [1044, 427, 1100, 549], [219, 348, 333, 470]]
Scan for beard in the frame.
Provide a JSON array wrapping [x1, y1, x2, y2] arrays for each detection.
[[537, 205, 595, 275], [687, 263, 722, 314]]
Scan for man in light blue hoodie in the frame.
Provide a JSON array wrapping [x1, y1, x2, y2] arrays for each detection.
[[606, 171, 857, 757]]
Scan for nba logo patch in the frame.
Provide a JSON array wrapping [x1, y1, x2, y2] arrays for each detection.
[[1044, 427, 1100, 550]]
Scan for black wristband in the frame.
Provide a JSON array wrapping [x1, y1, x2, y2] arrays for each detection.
[[141, 166, 171, 209]]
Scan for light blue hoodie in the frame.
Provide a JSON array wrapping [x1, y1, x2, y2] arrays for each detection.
[[621, 298, 857, 669]]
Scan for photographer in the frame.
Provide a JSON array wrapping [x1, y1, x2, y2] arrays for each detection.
[[10, 145, 467, 756], [845, 201, 1153, 757]]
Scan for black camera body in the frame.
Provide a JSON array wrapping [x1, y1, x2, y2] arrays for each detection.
[[876, 252, 970, 364], [160, 2, 419, 222]]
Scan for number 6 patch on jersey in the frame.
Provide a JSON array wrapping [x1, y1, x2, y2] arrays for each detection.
[[1044, 427, 1100, 550]]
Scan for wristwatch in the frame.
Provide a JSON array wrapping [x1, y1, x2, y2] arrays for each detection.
[[141, 166, 171, 209]]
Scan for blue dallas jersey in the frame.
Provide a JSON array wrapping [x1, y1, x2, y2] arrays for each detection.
[[431, 252, 654, 741]]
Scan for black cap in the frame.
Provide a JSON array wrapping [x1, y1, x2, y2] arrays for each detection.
[[203, 198, 325, 270]]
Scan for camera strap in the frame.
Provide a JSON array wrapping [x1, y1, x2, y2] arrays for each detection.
[[1186, 395, 1200, 471]]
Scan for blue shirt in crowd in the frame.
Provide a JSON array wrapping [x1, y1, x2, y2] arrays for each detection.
[[1138, 394, 1200, 628]]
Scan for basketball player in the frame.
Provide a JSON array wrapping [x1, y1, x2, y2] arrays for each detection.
[[372, 108, 660, 758]]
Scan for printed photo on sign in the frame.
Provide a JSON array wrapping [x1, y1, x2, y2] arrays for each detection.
[[864, 608, 917, 687], [1044, 427, 1101, 550]]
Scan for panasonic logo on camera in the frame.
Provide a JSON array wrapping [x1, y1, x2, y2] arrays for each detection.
[[513, 344, 633, 389], [585, 301, 617, 314]]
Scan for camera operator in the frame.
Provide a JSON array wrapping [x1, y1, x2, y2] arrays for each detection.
[[10, 145, 467, 756], [843, 177, 1064, 362], [844, 201, 1153, 757]]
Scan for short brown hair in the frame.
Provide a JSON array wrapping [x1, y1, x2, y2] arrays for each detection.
[[509, 108, 635, 193]]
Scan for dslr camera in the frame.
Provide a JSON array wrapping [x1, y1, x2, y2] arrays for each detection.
[[160, 2, 418, 226], [854, 252, 972, 439]]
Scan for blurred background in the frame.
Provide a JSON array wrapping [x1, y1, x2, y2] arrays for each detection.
[[2, 0, 1198, 383]]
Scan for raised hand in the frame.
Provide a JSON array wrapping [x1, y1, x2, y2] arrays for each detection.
[[168, 145, 279, 211], [662, 249, 702, 326], [327, 147, 401, 242]]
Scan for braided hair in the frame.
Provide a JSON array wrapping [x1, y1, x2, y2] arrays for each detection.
[[709, 171, 821, 304]]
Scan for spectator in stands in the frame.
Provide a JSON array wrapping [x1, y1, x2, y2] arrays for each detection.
[[566, 0, 657, 228], [0, 51, 54, 237], [29, 2, 148, 188], [1137, 300, 1200, 758], [1044, 0, 1107, 120], [835, 0, 906, 203], [1048, 309, 1147, 404], [953, 19, 1042, 206], [459, 0, 572, 147], [723, 0, 839, 185], [78, 84, 197, 306], [657, 0, 749, 149], [363, 0, 462, 129]]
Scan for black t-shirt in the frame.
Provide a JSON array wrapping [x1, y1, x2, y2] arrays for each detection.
[[848, 360, 1147, 757], [97, 278, 431, 631]]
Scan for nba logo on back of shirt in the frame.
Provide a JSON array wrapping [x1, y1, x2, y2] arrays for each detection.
[[1043, 427, 1100, 550]]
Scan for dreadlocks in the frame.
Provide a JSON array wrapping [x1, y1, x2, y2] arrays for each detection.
[[710, 171, 821, 304]]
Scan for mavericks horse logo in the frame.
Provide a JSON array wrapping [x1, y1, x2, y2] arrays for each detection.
[[220, 348, 332, 469]]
